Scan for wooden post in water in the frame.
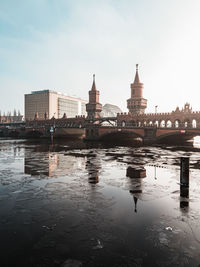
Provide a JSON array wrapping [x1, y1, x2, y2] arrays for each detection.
[[180, 157, 189, 187], [180, 157, 189, 198]]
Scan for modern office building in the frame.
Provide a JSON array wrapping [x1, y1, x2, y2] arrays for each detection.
[[24, 90, 87, 120]]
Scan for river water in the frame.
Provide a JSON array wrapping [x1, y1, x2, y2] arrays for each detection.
[[0, 138, 200, 267]]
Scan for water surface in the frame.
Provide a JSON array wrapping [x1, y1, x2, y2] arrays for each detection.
[[0, 139, 200, 266]]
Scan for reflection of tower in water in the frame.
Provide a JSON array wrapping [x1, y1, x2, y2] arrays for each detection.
[[134, 197, 138, 213], [126, 166, 146, 213], [86, 153, 101, 184]]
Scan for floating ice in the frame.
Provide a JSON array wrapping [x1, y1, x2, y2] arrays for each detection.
[[165, 226, 173, 231], [93, 239, 103, 249]]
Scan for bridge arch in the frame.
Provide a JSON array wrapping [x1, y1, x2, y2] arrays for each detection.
[[184, 118, 191, 128], [160, 120, 165, 127], [153, 120, 159, 127], [192, 119, 197, 128], [78, 121, 83, 128], [129, 120, 137, 127], [156, 130, 200, 143], [174, 119, 181, 128], [121, 120, 126, 127], [149, 121, 153, 126], [166, 120, 172, 128], [26, 129, 44, 138], [98, 129, 144, 142]]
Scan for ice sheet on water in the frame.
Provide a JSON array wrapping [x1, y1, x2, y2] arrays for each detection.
[[1, 140, 200, 266], [61, 259, 82, 267]]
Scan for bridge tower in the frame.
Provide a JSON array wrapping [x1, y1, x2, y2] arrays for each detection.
[[127, 64, 147, 114], [86, 74, 102, 119]]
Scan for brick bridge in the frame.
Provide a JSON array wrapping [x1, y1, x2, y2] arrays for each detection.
[[85, 106, 200, 144], [84, 66, 200, 144], [86, 124, 200, 144], [0, 115, 86, 139], [2, 111, 199, 144], [2, 104, 200, 144], [1, 66, 200, 144]]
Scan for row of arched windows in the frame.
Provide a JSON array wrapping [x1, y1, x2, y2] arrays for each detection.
[[119, 119, 198, 128]]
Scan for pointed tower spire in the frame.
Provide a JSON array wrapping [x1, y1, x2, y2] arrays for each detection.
[[127, 64, 147, 114], [91, 74, 97, 91], [134, 64, 140, 83], [86, 74, 102, 119]]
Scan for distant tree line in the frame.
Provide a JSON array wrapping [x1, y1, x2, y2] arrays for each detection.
[[0, 109, 21, 117], [0, 109, 23, 123]]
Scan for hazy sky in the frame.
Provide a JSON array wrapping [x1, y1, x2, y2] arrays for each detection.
[[1, 0, 200, 114]]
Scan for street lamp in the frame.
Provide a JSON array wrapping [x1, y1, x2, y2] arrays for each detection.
[[53, 112, 56, 127]]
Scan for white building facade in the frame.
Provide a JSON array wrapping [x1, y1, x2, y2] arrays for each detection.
[[25, 90, 87, 120]]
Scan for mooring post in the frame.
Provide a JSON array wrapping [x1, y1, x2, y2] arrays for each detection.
[[180, 157, 189, 187], [180, 157, 189, 198]]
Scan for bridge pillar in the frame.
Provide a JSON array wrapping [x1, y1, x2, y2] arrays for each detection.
[[143, 128, 157, 145], [85, 125, 100, 140]]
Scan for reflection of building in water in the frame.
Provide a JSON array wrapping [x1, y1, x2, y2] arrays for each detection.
[[13, 147, 22, 157], [24, 149, 85, 177], [86, 155, 101, 184], [25, 152, 59, 176], [133, 196, 138, 213]]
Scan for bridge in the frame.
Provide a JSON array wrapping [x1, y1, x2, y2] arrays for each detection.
[[1, 65, 200, 145], [86, 124, 200, 144], [0, 115, 86, 139], [2, 107, 200, 144], [84, 66, 200, 144]]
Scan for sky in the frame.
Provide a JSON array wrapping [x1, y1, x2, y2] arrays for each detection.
[[1, 0, 200, 115]]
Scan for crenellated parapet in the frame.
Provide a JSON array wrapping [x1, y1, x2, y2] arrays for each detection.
[[117, 103, 200, 128]]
